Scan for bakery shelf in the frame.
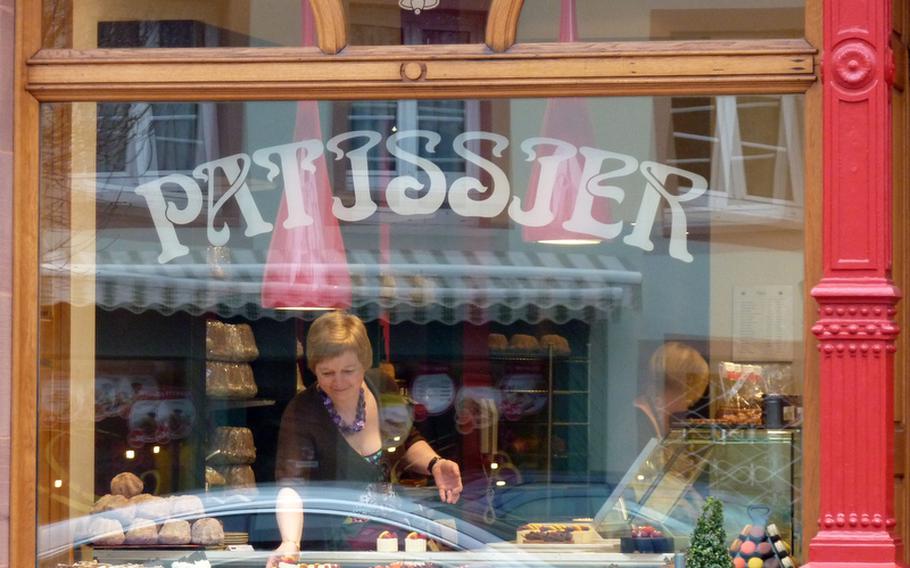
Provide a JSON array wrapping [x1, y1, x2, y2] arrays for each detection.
[[206, 398, 276, 411], [490, 353, 552, 362]]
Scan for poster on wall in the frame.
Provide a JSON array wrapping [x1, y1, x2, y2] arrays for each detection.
[[732, 285, 795, 361]]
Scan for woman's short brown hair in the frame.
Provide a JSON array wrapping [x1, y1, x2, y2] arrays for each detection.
[[649, 341, 709, 408], [305, 311, 373, 372]]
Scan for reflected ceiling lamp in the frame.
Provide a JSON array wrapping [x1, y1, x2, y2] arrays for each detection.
[[521, 0, 608, 246], [261, 1, 352, 311], [399, 0, 440, 14]]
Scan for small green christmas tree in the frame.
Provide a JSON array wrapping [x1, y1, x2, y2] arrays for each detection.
[[687, 497, 733, 568]]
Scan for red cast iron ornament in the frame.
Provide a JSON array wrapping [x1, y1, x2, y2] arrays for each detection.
[[808, 0, 902, 567]]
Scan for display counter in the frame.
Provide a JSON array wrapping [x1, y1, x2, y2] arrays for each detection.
[[89, 547, 683, 568]]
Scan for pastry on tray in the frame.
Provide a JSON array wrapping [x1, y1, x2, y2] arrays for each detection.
[[405, 531, 427, 552], [517, 523, 595, 544], [376, 530, 398, 552]]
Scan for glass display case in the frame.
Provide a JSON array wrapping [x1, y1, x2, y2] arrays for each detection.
[[595, 427, 801, 558]]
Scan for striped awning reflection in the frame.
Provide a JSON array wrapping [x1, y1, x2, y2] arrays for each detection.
[[41, 248, 641, 324]]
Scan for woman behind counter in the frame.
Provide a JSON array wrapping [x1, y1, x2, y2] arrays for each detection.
[[268, 312, 463, 567]]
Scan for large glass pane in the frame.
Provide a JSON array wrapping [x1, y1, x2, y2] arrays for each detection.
[[42, 0, 489, 49], [38, 95, 805, 567], [518, 0, 805, 43], [345, 0, 490, 45]]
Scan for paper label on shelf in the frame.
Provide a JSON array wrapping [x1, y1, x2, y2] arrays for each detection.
[[226, 544, 255, 552]]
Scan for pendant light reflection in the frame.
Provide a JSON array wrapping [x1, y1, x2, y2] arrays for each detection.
[[261, 1, 352, 312], [522, 0, 605, 247], [399, 0, 440, 14]]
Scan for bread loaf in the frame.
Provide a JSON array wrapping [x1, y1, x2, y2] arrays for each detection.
[[488, 333, 508, 351], [209, 426, 256, 464], [124, 519, 158, 545], [205, 361, 258, 399], [509, 334, 540, 352], [191, 518, 225, 546], [158, 519, 192, 545], [169, 494, 205, 518], [130, 493, 170, 521], [92, 494, 134, 525], [205, 466, 226, 487], [89, 517, 125, 546], [215, 465, 256, 490], [540, 334, 571, 355], [206, 321, 259, 362], [110, 472, 144, 498]]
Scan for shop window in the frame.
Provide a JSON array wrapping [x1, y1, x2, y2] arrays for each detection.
[[37, 96, 805, 567], [517, 0, 805, 43], [657, 95, 804, 233]]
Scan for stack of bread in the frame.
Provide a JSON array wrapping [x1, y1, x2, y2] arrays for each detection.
[[209, 426, 257, 492], [86, 472, 224, 548], [205, 321, 259, 399]]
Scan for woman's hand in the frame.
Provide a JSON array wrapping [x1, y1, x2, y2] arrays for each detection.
[[265, 540, 300, 568], [432, 459, 463, 504]]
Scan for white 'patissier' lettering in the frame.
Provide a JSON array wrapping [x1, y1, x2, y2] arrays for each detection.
[[134, 130, 707, 264]]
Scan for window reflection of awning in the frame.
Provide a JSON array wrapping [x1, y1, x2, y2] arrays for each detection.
[[42, 249, 641, 325]]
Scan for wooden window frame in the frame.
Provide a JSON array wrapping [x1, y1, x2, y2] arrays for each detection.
[[11, 0, 823, 565]]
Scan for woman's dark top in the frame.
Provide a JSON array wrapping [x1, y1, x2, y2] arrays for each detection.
[[275, 369, 425, 488], [274, 370, 426, 549]]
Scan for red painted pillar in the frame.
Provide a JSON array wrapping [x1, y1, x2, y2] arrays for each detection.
[[808, 1, 903, 566]]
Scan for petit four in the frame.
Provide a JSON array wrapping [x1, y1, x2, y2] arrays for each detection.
[[405, 531, 427, 552], [376, 530, 398, 552]]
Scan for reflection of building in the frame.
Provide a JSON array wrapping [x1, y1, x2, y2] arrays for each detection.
[[1, 2, 909, 568]]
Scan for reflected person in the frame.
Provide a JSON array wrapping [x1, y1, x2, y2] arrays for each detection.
[[634, 341, 710, 440]]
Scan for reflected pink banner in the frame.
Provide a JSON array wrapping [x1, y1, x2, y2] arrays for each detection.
[[261, 1, 352, 310]]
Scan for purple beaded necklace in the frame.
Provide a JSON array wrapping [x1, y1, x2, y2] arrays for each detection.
[[321, 386, 366, 435]]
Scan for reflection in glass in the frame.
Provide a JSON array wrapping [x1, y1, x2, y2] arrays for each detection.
[[42, 0, 491, 49], [37, 95, 805, 565], [518, 0, 805, 43]]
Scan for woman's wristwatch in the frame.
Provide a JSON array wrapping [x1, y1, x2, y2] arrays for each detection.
[[427, 456, 442, 475]]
